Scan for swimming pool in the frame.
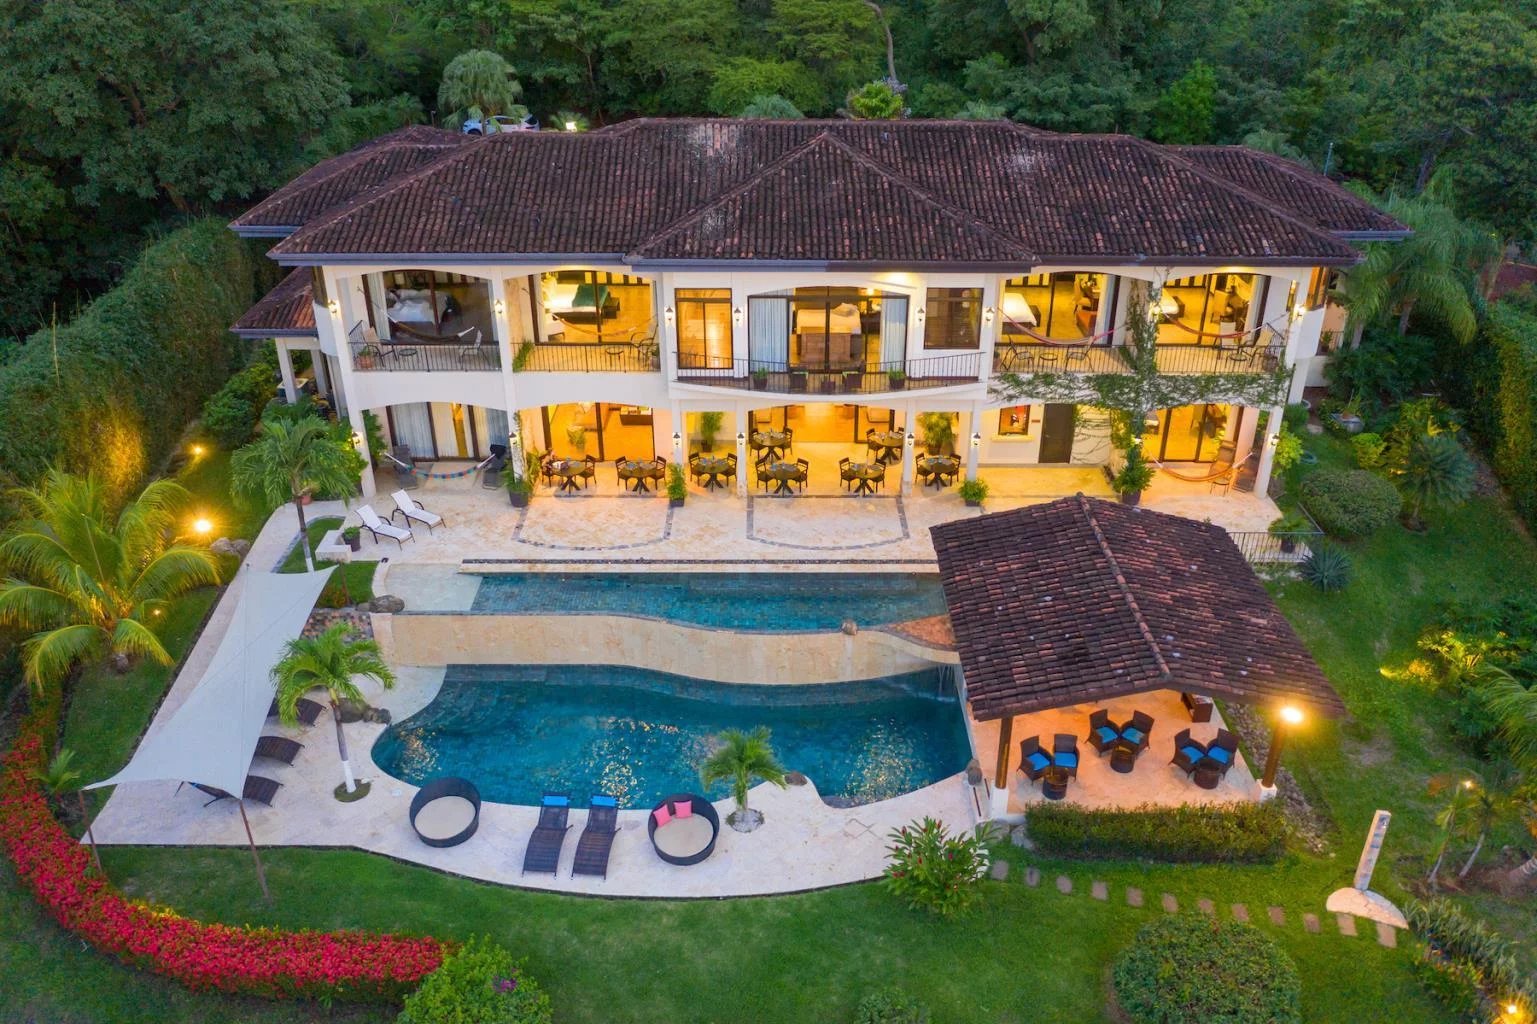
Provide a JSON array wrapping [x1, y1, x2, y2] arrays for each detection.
[[468, 572, 946, 631], [372, 664, 971, 808]]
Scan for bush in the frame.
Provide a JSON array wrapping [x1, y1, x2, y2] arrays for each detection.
[[202, 355, 279, 448], [1027, 802, 1285, 862], [1282, 402, 1310, 432], [882, 817, 989, 918], [958, 477, 988, 504], [1113, 916, 1301, 1024], [1300, 468, 1402, 538], [1453, 305, 1537, 532], [398, 937, 552, 1024], [1352, 431, 1387, 469], [854, 990, 930, 1024], [1301, 545, 1352, 591], [1405, 899, 1533, 1021]]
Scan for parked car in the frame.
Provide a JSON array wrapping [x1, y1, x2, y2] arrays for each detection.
[[462, 111, 539, 135]]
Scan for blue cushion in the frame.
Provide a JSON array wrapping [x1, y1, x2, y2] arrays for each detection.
[[542, 794, 569, 807], [1207, 746, 1231, 764], [590, 794, 618, 808], [1123, 727, 1145, 744], [1054, 751, 1078, 768], [1095, 726, 1118, 744], [1179, 745, 1205, 763], [1026, 751, 1051, 771]]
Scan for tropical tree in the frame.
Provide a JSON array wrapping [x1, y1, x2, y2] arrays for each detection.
[[1425, 773, 1476, 889], [700, 726, 787, 830], [845, 80, 905, 119], [738, 94, 806, 119], [1338, 192, 1499, 343], [437, 50, 525, 130], [1456, 763, 1519, 879], [231, 413, 361, 572], [272, 623, 395, 795], [1392, 431, 1476, 529], [0, 471, 219, 693]]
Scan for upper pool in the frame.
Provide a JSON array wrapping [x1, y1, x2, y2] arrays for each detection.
[[372, 664, 970, 809], [468, 572, 946, 631]]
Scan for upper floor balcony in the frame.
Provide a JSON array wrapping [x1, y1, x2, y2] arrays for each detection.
[[991, 336, 1284, 377], [349, 323, 501, 372], [674, 352, 984, 395], [513, 337, 659, 373]]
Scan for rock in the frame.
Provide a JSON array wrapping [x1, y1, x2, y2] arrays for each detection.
[[336, 699, 391, 724], [210, 537, 239, 556], [230, 539, 251, 557], [784, 771, 809, 786], [368, 594, 405, 613], [840, 619, 858, 635], [1010, 825, 1034, 850], [989, 860, 1010, 881]]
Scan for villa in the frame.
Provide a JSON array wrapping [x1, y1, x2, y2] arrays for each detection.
[[231, 119, 1406, 506]]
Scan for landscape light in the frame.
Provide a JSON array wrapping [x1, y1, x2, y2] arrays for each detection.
[[565, 120, 578, 132], [193, 517, 213, 536], [1280, 705, 1304, 726], [191, 444, 205, 457]]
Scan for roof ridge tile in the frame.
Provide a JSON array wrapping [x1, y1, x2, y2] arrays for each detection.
[[1075, 494, 1173, 682]]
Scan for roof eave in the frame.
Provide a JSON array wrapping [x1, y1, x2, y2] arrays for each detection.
[[231, 224, 298, 239], [229, 328, 319, 339], [1335, 229, 1413, 244], [267, 250, 630, 266]]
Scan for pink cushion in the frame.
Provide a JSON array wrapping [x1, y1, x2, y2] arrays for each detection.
[[652, 805, 672, 828], [673, 799, 693, 819]]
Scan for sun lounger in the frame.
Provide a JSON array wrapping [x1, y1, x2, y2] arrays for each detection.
[[188, 774, 282, 807], [268, 696, 324, 726], [358, 504, 413, 548], [390, 489, 444, 532], [521, 792, 572, 875], [252, 735, 304, 765], [571, 794, 620, 879]]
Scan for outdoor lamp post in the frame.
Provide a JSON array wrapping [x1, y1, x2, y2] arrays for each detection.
[[1261, 704, 1304, 789], [192, 517, 213, 538]]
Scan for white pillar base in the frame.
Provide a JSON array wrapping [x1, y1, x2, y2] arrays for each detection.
[[1257, 782, 1279, 802], [988, 783, 1011, 820]]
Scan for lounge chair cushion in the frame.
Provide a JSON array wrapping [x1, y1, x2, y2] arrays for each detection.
[[1095, 726, 1118, 744], [652, 805, 672, 828], [1180, 745, 1205, 763], [591, 794, 618, 808], [673, 798, 693, 819], [653, 817, 714, 860], [1122, 727, 1145, 744], [1055, 752, 1078, 768], [1207, 746, 1231, 764], [1026, 751, 1051, 771], [543, 794, 569, 807], [414, 796, 476, 842]]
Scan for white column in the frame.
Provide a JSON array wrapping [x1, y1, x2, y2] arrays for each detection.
[[1253, 404, 1284, 497], [275, 341, 298, 403], [965, 408, 981, 481], [491, 274, 521, 460], [670, 401, 685, 464], [736, 430, 748, 496], [311, 348, 331, 398], [324, 269, 375, 498], [900, 421, 916, 495]]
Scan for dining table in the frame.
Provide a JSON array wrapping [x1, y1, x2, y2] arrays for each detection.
[[547, 457, 591, 493], [915, 455, 961, 489], [749, 430, 791, 460], [866, 429, 905, 464], [844, 461, 886, 496], [616, 459, 666, 493], [760, 460, 805, 495], [693, 455, 734, 490]]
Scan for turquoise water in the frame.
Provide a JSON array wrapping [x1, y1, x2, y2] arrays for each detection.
[[372, 664, 970, 808], [468, 572, 945, 631]]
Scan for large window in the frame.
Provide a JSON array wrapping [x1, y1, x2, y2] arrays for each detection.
[[923, 287, 982, 349], [1155, 274, 1268, 346], [676, 288, 733, 369], [748, 287, 908, 370], [1000, 273, 1108, 342], [536, 270, 654, 344]]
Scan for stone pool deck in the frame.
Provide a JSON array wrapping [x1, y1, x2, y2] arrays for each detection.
[[90, 663, 982, 897]]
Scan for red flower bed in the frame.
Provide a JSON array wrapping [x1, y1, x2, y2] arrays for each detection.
[[1, 704, 445, 1003]]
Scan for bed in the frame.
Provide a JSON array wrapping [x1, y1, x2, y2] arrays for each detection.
[[389, 288, 449, 327], [546, 282, 620, 325], [794, 303, 863, 367]]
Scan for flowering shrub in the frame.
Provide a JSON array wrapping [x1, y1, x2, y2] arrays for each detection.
[[0, 697, 445, 1003], [882, 817, 989, 919], [397, 936, 552, 1023], [1113, 915, 1301, 1024]]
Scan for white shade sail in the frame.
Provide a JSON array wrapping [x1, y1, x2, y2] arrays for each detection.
[[86, 568, 334, 797]]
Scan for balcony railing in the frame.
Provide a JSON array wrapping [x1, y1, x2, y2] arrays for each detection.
[[1154, 343, 1284, 375], [349, 339, 501, 372], [1229, 529, 1322, 564], [513, 340, 659, 373], [991, 341, 1284, 377], [674, 352, 984, 394]]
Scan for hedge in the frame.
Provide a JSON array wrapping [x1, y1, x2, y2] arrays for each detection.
[[0, 219, 267, 510], [202, 348, 280, 449], [1300, 468, 1402, 538], [1459, 305, 1537, 531], [1113, 915, 1301, 1024], [1026, 801, 1286, 862]]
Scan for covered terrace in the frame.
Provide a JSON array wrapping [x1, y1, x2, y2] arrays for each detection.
[[931, 495, 1344, 817]]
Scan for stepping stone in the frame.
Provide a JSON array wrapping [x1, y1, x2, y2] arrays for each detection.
[[1025, 867, 1040, 887], [1161, 893, 1178, 913], [1196, 898, 1216, 917], [1091, 880, 1108, 901], [1126, 887, 1144, 908], [1056, 875, 1073, 894], [1376, 922, 1398, 948], [989, 860, 1010, 881], [1231, 904, 1249, 923], [1335, 913, 1357, 937], [1268, 906, 1286, 926], [1303, 913, 1320, 934]]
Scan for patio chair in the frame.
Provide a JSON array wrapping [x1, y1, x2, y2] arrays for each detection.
[[521, 792, 573, 875], [1205, 729, 1239, 776], [1052, 734, 1079, 778], [390, 490, 444, 532], [1087, 708, 1118, 754], [722, 453, 737, 483], [358, 505, 413, 548], [389, 444, 420, 489], [268, 696, 324, 726], [571, 794, 620, 879], [480, 444, 508, 489], [839, 457, 856, 490], [793, 458, 810, 492], [580, 454, 597, 488], [1123, 710, 1154, 753], [755, 456, 772, 492], [1171, 728, 1206, 775], [1017, 735, 1051, 783], [688, 453, 704, 484], [782, 428, 793, 455], [455, 327, 487, 366], [252, 735, 303, 766], [189, 774, 282, 808]]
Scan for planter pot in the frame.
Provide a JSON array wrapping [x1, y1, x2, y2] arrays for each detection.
[[964, 498, 982, 508], [669, 496, 685, 509], [887, 378, 906, 391], [700, 441, 715, 453], [751, 377, 769, 391], [1278, 536, 1297, 554], [1328, 411, 1365, 435], [345, 535, 361, 552], [788, 373, 808, 393], [509, 491, 529, 508], [1118, 491, 1142, 506]]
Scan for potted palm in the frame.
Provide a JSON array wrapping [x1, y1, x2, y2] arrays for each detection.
[[666, 463, 687, 508], [959, 477, 989, 508], [1111, 446, 1155, 506], [751, 367, 770, 390], [1268, 512, 1309, 553], [698, 411, 724, 453], [887, 368, 906, 390], [700, 726, 787, 833], [272, 623, 396, 800], [342, 525, 362, 551], [917, 412, 955, 455], [505, 466, 533, 508]]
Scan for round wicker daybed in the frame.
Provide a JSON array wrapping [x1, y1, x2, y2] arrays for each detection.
[[647, 794, 720, 866], [409, 777, 482, 848]]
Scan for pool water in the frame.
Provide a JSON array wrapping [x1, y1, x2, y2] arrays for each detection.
[[372, 664, 971, 808], [468, 572, 945, 631]]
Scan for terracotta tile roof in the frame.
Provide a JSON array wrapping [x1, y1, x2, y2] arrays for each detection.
[[930, 495, 1344, 720], [1170, 146, 1408, 238], [231, 269, 315, 336], [230, 126, 469, 234], [259, 119, 1369, 266]]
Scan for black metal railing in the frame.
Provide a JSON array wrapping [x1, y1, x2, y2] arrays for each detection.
[[513, 340, 659, 373], [674, 352, 984, 394], [1154, 342, 1285, 376], [349, 339, 502, 372], [992, 343, 1133, 375], [1229, 529, 1323, 564]]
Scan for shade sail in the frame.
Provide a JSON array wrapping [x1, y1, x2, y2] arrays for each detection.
[[86, 567, 333, 796]]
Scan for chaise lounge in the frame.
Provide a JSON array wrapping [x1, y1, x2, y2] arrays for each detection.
[[358, 505, 413, 548], [187, 774, 282, 807], [390, 489, 444, 532], [571, 794, 620, 879], [268, 697, 325, 726], [521, 792, 572, 875], [252, 735, 304, 765]]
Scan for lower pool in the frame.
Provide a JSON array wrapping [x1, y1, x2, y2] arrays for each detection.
[[372, 664, 971, 809]]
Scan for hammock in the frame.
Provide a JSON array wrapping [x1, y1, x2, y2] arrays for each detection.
[[1155, 460, 1235, 483]]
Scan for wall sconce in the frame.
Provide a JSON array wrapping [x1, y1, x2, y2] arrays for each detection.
[[916, 307, 926, 324], [904, 432, 915, 447], [1268, 432, 1280, 447], [327, 299, 340, 318], [736, 431, 746, 443], [732, 306, 743, 324], [494, 298, 506, 317], [664, 306, 675, 324], [1292, 303, 1307, 319], [672, 431, 682, 445], [983, 307, 995, 323], [970, 432, 981, 448]]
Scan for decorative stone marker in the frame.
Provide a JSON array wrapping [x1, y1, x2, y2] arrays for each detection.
[[1325, 809, 1408, 930]]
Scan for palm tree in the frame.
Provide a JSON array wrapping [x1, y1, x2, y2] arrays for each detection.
[[1338, 191, 1498, 343], [1425, 773, 1474, 890], [231, 414, 361, 572], [271, 623, 395, 795], [0, 470, 219, 693], [1393, 431, 1476, 529], [1457, 763, 1518, 879], [437, 50, 525, 130], [1475, 666, 1537, 888], [700, 726, 787, 830]]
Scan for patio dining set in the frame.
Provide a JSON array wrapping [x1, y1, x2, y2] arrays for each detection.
[[1018, 704, 1241, 799]]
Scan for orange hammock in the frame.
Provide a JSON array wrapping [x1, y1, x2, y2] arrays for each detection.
[[1154, 460, 1236, 483]]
